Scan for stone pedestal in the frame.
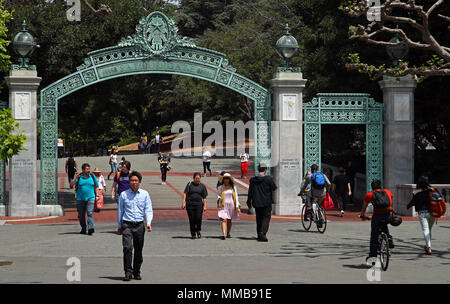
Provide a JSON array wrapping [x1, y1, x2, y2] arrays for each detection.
[[6, 69, 41, 217], [270, 72, 307, 215], [378, 75, 416, 204]]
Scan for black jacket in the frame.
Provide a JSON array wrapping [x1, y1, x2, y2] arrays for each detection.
[[246, 174, 277, 208], [407, 189, 431, 212]]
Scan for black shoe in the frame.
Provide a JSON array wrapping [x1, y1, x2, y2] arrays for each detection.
[[258, 234, 268, 242], [80, 229, 86, 235], [191, 235, 196, 239], [197, 232, 201, 239], [88, 228, 95, 235], [221, 236, 226, 240], [133, 274, 142, 280], [123, 274, 132, 281]]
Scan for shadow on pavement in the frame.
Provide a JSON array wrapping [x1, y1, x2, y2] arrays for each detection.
[[99, 276, 125, 281], [342, 264, 371, 270]]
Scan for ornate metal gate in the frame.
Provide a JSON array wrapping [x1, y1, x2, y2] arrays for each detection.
[[303, 93, 384, 192], [39, 11, 271, 205]]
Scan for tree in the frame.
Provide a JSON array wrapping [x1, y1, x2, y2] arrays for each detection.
[[340, 0, 450, 82], [0, 109, 27, 160]]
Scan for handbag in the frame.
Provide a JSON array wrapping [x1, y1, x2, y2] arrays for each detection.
[[323, 192, 334, 210]]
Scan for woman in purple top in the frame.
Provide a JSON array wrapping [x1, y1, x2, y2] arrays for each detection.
[[112, 160, 132, 202]]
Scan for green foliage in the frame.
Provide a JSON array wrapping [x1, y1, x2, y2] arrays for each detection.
[[0, 109, 27, 160]]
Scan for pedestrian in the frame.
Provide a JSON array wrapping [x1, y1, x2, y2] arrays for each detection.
[[93, 168, 106, 212], [155, 131, 162, 153], [181, 172, 208, 239], [70, 163, 99, 235], [117, 171, 153, 281], [216, 171, 226, 189], [407, 176, 435, 255], [202, 147, 212, 177], [112, 143, 119, 152], [108, 149, 118, 180], [246, 165, 277, 242], [217, 173, 240, 240], [360, 179, 395, 263], [299, 164, 331, 227], [239, 149, 249, 179], [112, 160, 132, 203], [146, 134, 153, 154], [331, 167, 351, 217], [158, 152, 170, 185], [118, 156, 126, 172], [345, 160, 356, 204], [65, 153, 78, 188], [139, 132, 147, 154]]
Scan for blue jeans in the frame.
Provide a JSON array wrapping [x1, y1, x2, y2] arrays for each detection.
[[109, 163, 118, 176], [77, 200, 95, 231]]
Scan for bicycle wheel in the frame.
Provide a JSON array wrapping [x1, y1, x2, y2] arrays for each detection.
[[301, 204, 312, 231], [378, 233, 390, 271], [316, 206, 327, 234]]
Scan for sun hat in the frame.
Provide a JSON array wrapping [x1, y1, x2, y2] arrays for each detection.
[[93, 168, 101, 173], [218, 173, 234, 183]]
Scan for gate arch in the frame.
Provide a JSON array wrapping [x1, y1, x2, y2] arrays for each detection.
[[40, 11, 271, 205]]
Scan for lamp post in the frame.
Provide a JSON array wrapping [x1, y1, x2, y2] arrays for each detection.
[[386, 26, 409, 68], [12, 20, 39, 70], [275, 24, 301, 72]]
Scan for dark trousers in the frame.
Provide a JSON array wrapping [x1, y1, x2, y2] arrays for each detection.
[[255, 206, 272, 236], [369, 214, 391, 257], [68, 170, 76, 186], [122, 221, 145, 276], [186, 204, 204, 236], [156, 143, 160, 153], [335, 193, 347, 211], [160, 165, 168, 182], [203, 162, 211, 174]]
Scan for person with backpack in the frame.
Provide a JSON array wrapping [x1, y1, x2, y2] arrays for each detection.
[[112, 161, 132, 203], [181, 172, 208, 239], [299, 164, 331, 227], [70, 163, 99, 235], [65, 153, 78, 188], [360, 179, 395, 262], [407, 176, 443, 255], [108, 149, 118, 180], [158, 152, 170, 185]]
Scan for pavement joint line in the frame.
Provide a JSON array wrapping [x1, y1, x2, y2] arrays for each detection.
[[5, 216, 59, 223]]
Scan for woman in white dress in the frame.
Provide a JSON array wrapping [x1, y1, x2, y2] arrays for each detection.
[[217, 173, 240, 240]]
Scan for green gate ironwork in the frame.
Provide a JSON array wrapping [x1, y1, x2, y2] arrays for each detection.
[[303, 93, 384, 193], [39, 11, 271, 205]]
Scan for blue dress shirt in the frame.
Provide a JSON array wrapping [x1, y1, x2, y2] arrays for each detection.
[[117, 188, 153, 228]]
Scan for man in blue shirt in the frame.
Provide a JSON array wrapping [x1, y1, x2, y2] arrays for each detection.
[[70, 163, 99, 235], [117, 171, 153, 281]]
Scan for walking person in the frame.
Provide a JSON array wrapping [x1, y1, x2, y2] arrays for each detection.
[[299, 164, 331, 227], [246, 165, 277, 242], [93, 168, 106, 212], [202, 147, 212, 177], [332, 167, 351, 217], [155, 131, 163, 153], [217, 173, 240, 240], [118, 156, 126, 172], [158, 152, 170, 185], [360, 179, 395, 262], [117, 171, 153, 281], [70, 163, 99, 235], [112, 161, 132, 203], [108, 149, 118, 180], [345, 160, 356, 204], [65, 153, 78, 188], [239, 149, 249, 179], [182, 172, 208, 239], [146, 134, 153, 154], [407, 176, 435, 255], [139, 132, 147, 154]]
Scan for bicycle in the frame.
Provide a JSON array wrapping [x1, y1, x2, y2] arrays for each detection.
[[301, 197, 327, 233], [360, 215, 390, 271]]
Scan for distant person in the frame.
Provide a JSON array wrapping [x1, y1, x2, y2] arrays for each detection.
[[117, 171, 153, 281], [139, 132, 147, 154], [158, 152, 170, 185], [345, 161, 356, 204], [246, 165, 277, 242], [108, 149, 118, 180], [332, 167, 351, 217], [155, 131, 163, 153], [239, 150, 249, 179], [118, 156, 126, 172], [112, 143, 119, 152], [182, 172, 208, 239], [202, 148, 212, 177], [93, 168, 106, 212], [70, 163, 99, 235], [217, 173, 240, 240], [112, 161, 132, 202], [216, 171, 226, 189], [65, 153, 78, 188], [407, 176, 436, 255], [146, 134, 153, 154]]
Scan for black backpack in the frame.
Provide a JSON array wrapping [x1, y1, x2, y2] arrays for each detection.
[[371, 190, 390, 209], [67, 157, 76, 170]]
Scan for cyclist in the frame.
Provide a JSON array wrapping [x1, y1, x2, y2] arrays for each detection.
[[360, 179, 395, 263], [299, 164, 331, 227]]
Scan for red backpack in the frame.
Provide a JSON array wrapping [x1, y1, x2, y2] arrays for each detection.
[[429, 188, 447, 218]]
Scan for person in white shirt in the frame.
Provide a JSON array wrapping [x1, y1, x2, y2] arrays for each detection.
[[239, 150, 249, 179], [108, 150, 118, 180], [93, 168, 106, 212], [202, 148, 212, 177], [155, 131, 163, 153]]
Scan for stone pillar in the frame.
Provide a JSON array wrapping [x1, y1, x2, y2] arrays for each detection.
[[378, 75, 416, 206], [6, 69, 42, 217], [270, 72, 307, 215]]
